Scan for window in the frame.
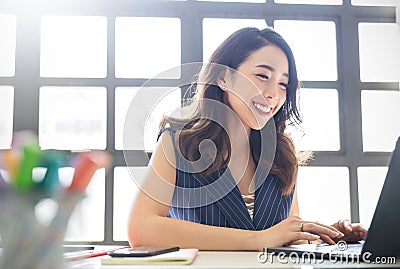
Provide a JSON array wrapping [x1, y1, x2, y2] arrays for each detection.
[[297, 167, 351, 224], [40, 16, 107, 78], [357, 167, 387, 227], [115, 17, 181, 79], [352, 0, 399, 6], [358, 23, 400, 82], [287, 88, 340, 151], [0, 86, 14, 149], [275, 0, 342, 4], [0, 14, 16, 77], [198, 0, 266, 2], [115, 87, 181, 151], [361, 90, 400, 152], [113, 166, 143, 241], [274, 20, 337, 81], [39, 86, 107, 150], [60, 167, 106, 242], [3, 1, 398, 243], [203, 18, 267, 62]]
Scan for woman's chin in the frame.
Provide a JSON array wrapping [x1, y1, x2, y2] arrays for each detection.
[[249, 118, 271, 131]]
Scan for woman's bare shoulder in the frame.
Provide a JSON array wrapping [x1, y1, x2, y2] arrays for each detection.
[[150, 129, 176, 178]]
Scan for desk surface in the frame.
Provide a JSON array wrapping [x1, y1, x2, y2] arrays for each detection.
[[69, 250, 400, 268]]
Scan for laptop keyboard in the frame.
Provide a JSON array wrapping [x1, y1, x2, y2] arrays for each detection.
[[316, 243, 363, 254]]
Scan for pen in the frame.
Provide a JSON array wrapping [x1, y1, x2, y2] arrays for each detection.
[[68, 151, 111, 192], [40, 151, 62, 193], [15, 143, 42, 191], [64, 246, 129, 261], [2, 150, 19, 181]]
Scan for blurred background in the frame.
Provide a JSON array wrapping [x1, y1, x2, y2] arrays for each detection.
[[0, 0, 399, 245]]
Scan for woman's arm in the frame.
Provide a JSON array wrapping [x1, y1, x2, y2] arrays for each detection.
[[128, 131, 258, 250], [289, 187, 299, 217], [128, 132, 341, 250]]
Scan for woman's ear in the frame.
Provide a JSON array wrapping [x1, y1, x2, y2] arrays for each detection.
[[217, 69, 229, 91]]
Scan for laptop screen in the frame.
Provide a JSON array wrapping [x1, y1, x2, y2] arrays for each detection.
[[363, 137, 400, 258]]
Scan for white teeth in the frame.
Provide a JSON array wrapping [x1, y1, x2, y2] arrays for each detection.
[[253, 102, 271, 113]]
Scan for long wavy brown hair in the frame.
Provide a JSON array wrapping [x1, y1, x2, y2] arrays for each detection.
[[160, 27, 301, 196]]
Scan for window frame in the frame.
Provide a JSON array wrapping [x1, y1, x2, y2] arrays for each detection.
[[0, 0, 397, 244]]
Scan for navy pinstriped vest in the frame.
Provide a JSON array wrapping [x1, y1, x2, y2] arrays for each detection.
[[159, 128, 293, 231]]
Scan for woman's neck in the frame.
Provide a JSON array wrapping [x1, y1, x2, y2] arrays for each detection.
[[225, 113, 256, 194], [225, 113, 252, 159]]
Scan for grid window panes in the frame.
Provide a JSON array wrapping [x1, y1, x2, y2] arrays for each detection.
[[287, 88, 340, 151], [40, 16, 107, 78], [358, 23, 400, 82], [274, 20, 337, 81], [0, 14, 16, 77], [115, 87, 181, 151], [361, 90, 400, 152], [297, 167, 351, 224], [275, 0, 342, 4], [39, 87, 107, 150], [352, 0, 400, 6], [0, 86, 14, 149], [357, 167, 387, 227], [115, 17, 181, 79], [202, 18, 267, 62], [58, 167, 105, 242], [113, 166, 144, 241], [5, 0, 397, 244]]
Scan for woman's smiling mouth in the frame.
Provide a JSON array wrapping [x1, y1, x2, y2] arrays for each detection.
[[252, 101, 272, 115]]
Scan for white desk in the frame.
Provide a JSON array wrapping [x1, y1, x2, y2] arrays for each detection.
[[69, 251, 400, 268]]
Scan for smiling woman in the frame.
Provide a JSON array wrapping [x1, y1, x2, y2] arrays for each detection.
[[127, 27, 367, 251]]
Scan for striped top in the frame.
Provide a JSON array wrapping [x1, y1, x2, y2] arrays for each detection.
[[160, 128, 294, 231]]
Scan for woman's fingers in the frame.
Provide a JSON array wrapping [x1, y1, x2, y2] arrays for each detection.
[[300, 222, 344, 239], [337, 219, 353, 232], [285, 218, 369, 246], [351, 223, 368, 235], [332, 220, 368, 242], [293, 231, 320, 242], [314, 221, 344, 236], [319, 234, 336, 245]]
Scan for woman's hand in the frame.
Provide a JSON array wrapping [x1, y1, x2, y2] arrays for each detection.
[[331, 219, 368, 243], [256, 215, 344, 249]]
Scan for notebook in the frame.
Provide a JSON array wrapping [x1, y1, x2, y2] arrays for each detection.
[[101, 248, 199, 265], [267, 137, 400, 261]]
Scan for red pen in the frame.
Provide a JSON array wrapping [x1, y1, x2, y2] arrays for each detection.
[[68, 151, 111, 193], [64, 246, 129, 261]]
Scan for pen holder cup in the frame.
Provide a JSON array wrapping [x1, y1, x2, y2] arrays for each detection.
[[0, 191, 84, 269]]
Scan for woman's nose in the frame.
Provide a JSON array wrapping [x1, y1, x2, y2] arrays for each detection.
[[262, 83, 279, 102]]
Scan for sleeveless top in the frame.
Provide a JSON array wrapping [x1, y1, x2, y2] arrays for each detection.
[[159, 128, 294, 231]]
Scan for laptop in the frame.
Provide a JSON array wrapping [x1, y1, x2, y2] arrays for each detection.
[[268, 137, 400, 261]]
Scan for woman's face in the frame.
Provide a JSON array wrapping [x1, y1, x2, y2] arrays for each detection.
[[220, 45, 289, 130]]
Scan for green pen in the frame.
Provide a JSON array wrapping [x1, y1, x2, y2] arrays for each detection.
[[15, 143, 42, 192]]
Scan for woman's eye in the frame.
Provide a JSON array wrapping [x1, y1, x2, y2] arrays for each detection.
[[279, 83, 288, 90], [256, 74, 269, 80]]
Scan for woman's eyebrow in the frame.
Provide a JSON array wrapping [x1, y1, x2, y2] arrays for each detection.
[[255, 64, 289, 78]]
